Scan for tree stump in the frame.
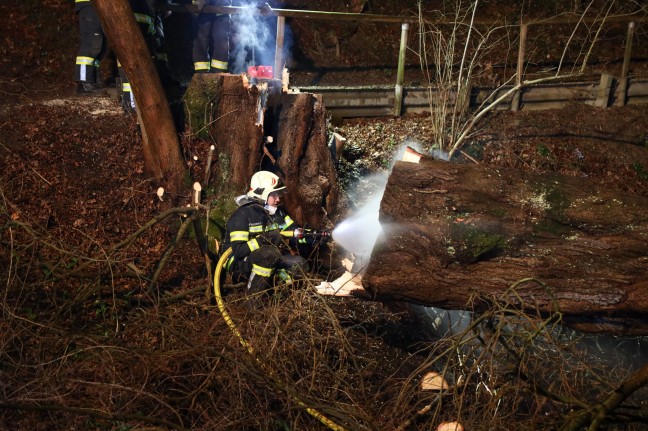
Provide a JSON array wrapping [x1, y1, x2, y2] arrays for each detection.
[[363, 157, 648, 335], [186, 74, 339, 230]]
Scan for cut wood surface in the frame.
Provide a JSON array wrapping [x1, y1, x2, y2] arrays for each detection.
[[363, 157, 648, 335]]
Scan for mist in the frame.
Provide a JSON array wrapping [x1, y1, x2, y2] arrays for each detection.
[[229, 1, 293, 73]]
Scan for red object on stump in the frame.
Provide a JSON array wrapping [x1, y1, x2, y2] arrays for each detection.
[[247, 65, 273, 79]]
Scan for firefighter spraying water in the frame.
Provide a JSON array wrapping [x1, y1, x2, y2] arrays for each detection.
[[220, 171, 332, 308]]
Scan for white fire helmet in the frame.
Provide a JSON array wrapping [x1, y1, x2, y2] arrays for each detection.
[[246, 171, 285, 203]]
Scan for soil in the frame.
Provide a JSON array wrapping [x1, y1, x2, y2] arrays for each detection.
[[1, 1, 648, 430]]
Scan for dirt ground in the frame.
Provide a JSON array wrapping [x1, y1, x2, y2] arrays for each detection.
[[2, 0, 648, 430]]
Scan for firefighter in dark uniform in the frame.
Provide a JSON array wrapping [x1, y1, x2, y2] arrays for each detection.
[[119, 0, 170, 114], [192, 0, 232, 73], [74, 0, 107, 94], [222, 171, 308, 302]]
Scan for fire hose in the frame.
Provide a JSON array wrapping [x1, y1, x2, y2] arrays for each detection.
[[213, 233, 348, 431]]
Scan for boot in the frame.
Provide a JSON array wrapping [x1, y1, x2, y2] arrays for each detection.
[[245, 273, 270, 312], [121, 93, 136, 115], [76, 81, 106, 95]]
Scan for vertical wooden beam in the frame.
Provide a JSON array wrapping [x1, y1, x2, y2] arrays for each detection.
[[274, 15, 285, 79], [596, 73, 614, 108], [393, 22, 409, 116], [616, 21, 635, 107], [511, 23, 527, 111]]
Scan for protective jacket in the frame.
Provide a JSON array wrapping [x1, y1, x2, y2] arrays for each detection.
[[222, 196, 307, 292], [222, 196, 274, 262]]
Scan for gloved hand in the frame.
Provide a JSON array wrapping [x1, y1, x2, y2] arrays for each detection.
[[257, 229, 283, 246], [292, 228, 305, 239]]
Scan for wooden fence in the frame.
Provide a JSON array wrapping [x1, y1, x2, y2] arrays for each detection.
[[158, 2, 648, 116], [294, 76, 648, 118]]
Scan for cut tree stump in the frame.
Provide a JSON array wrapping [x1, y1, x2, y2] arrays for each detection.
[[363, 157, 648, 335], [187, 73, 339, 229]]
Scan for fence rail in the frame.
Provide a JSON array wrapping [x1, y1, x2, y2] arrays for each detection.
[[293, 76, 648, 118]]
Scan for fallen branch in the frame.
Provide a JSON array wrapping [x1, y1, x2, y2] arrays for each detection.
[[560, 361, 648, 431], [147, 211, 198, 296]]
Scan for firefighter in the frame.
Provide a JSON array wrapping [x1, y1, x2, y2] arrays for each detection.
[[222, 171, 309, 305], [192, 0, 232, 73], [74, 0, 107, 95], [118, 0, 170, 114]]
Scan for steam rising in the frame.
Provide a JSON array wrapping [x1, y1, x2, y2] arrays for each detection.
[[230, 1, 292, 73]]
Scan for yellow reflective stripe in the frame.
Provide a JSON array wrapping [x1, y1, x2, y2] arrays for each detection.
[[76, 56, 95, 66], [277, 269, 292, 281], [225, 255, 234, 271], [122, 82, 132, 92], [75, 0, 90, 3], [283, 216, 295, 229], [252, 264, 272, 277], [134, 13, 155, 34], [249, 225, 263, 233], [194, 61, 210, 71], [134, 13, 153, 25], [211, 59, 228, 70], [247, 238, 260, 252], [230, 231, 249, 242], [267, 223, 278, 230]]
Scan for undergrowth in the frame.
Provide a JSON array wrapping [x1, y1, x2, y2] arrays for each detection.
[[2, 196, 647, 430]]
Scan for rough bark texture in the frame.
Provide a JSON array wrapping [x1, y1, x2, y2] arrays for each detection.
[[189, 74, 339, 229], [266, 91, 339, 229], [192, 73, 264, 189], [93, 0, 188, 196], [363, 157, 648, 335]]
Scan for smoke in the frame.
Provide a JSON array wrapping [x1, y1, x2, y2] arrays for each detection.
[[229, 1, 293, 73]]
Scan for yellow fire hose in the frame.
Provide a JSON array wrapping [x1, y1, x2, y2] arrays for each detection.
[[213, 248, 349, 431]]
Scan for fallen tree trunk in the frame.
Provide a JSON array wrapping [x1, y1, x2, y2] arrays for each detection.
[[363, 157, 648, 335]]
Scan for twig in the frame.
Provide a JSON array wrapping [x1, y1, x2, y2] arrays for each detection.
[[203, 144, 215, 186], [560, 361, 648, 431], [0, 402, 187, 431], [147, 212, 197, 296], [58, 206, 197, 280], [413, 188, 448, 194]]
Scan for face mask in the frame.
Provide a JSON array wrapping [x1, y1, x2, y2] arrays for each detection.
[[264, 204, 277, 215]]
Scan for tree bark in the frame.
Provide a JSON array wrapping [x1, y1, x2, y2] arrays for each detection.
[[189, 74, 339, 229], [267, 90, 339, 228], [363, 157, 648, 335], [189, 73, 263, 189], [93, 0, 188, 196]]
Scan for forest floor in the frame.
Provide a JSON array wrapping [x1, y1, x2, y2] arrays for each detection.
[[1, 0, 648, 430]]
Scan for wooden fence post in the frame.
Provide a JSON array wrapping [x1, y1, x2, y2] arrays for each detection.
[[393, 22, 409, 116], [596, 73, 614, 107], [511, 23, 528, 111], [616, 21, 636, 106], [274, 16, 285, 79]]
